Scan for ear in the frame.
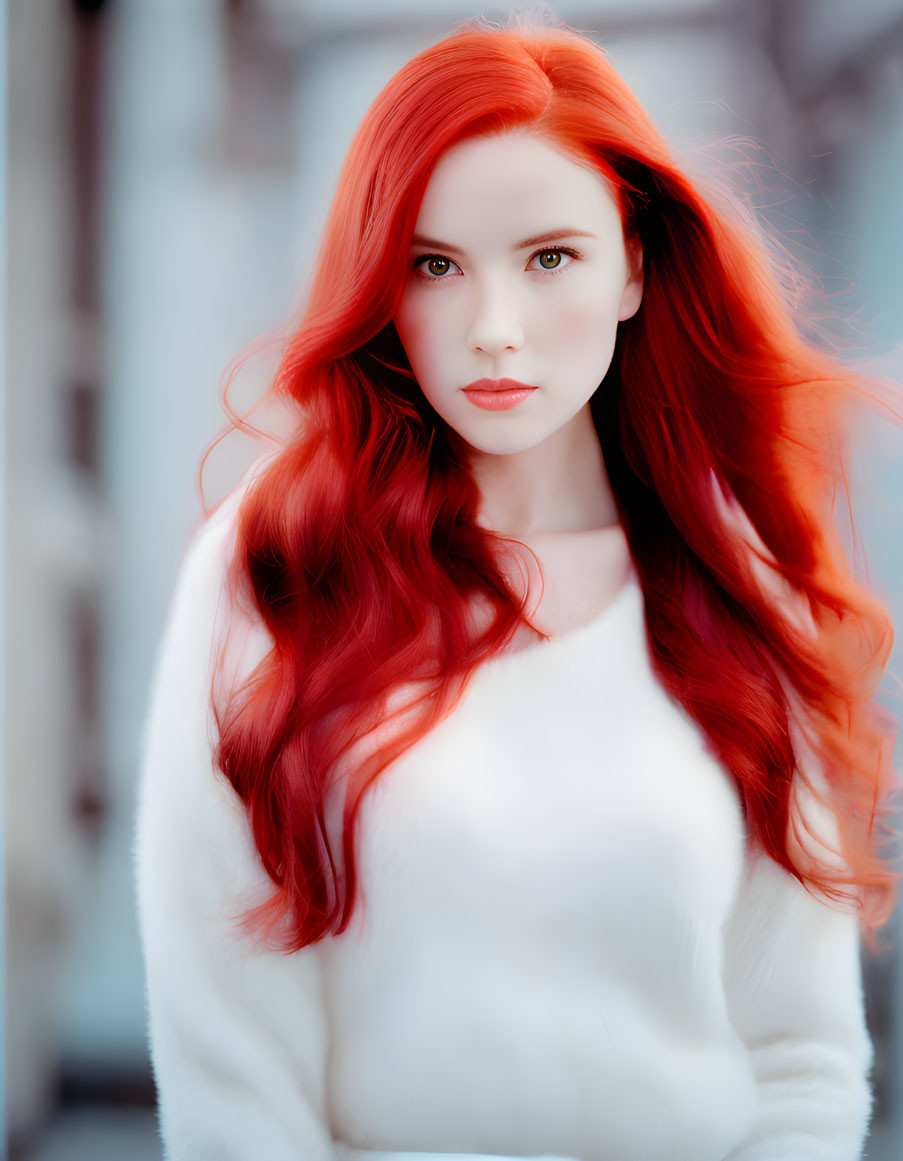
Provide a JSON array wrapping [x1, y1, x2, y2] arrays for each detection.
[[617, 236, 644, 321]]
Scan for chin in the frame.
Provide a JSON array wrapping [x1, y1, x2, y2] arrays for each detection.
[[458, 429, 546, 458]]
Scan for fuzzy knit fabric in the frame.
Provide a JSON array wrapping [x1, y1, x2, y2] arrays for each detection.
[[135, 477, 873, 1161]]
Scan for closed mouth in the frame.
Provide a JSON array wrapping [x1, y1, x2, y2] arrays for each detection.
[[462, 378, 536, 393]]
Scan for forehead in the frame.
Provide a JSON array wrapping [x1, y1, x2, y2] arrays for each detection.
[[413, 131, 622, 240]]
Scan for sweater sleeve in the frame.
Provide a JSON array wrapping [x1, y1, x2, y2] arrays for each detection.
[[721, 846, 873, 1161], [134, 484, 338, 1161]]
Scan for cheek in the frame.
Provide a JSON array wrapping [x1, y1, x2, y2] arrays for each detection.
[[540, 284, 622, 361], [395, 301, 446, 377]]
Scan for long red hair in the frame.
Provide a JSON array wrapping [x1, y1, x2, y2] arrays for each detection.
[[211, 19, 898, 950]]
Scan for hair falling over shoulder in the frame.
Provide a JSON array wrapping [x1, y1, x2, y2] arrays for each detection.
[[210, 17, 900, 951]]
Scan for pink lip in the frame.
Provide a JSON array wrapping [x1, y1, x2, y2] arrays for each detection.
[[461, 378, 538, 411]]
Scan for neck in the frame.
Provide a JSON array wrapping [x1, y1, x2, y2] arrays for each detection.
[[468, 404, 618, 537]]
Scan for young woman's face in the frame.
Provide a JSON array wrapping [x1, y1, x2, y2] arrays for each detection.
[[393, 131, 643, 458]]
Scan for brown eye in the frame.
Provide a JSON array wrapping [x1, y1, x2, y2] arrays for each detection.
[[426, 257, 450, 276], [527, 247, 576, 274]]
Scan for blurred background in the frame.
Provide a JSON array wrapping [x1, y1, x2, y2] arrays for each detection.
[[5, 0, 903, 1157]]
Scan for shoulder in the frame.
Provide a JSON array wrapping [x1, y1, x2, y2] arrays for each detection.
[[709, 471, 818, 639], [181, 448, 279, 602], [135, 448, 277, 831], [153, 448, 280, 673], [135, 449, 281, 904]]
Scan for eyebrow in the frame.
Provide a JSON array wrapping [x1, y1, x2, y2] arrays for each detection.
[[410, 228, 597, 255]]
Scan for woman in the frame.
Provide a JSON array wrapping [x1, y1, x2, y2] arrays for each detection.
[[136, 17, 898, 1161]]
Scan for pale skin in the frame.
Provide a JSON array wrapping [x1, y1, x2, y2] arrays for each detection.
[[394, 131, 645, 637]]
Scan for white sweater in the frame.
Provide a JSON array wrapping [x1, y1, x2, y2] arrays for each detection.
[[135, 480, 874, 1161]]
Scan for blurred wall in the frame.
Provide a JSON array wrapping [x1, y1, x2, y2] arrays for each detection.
[[6, 0, 903, 1156], [6, 0, 107, 1141]]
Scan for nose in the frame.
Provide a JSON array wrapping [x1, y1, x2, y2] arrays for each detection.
[[466, 279, 524, 357]]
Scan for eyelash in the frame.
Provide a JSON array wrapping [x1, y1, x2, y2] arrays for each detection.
[[410, 246, 582, 284]]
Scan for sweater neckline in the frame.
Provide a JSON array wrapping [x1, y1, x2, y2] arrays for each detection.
[[473, 565, 643, 683], [535, 563, 641, 649]]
